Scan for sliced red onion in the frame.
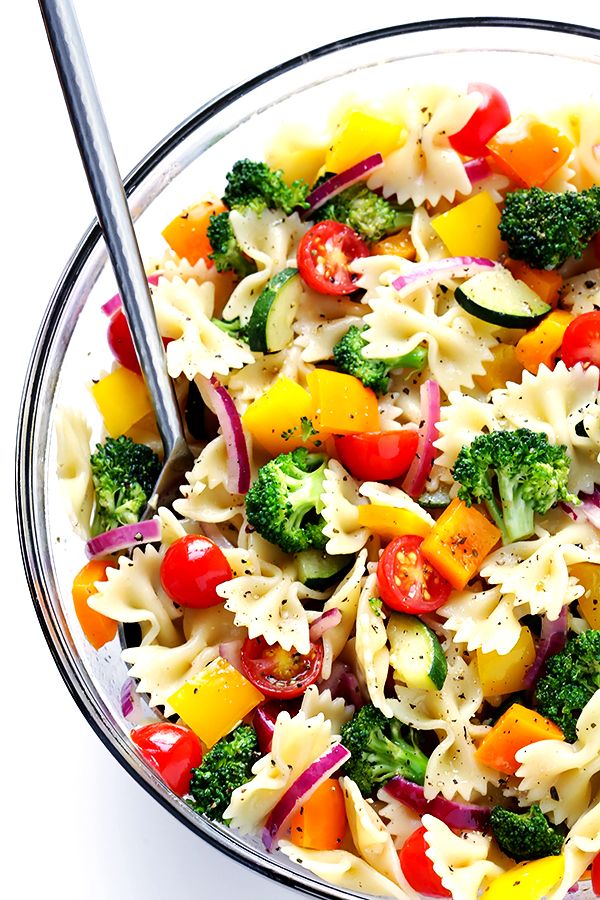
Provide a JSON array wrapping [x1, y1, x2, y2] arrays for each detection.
[[464, 157, 492, 185], [253, 700, 302, 755], [309, 608, 342, 643], [593, 144, 600, 162], [392, 256, 498, 298], [120, 678, 135, 718], [381, 777, 491, 831], [262, 742, 350, 850], [523, 607, 568, 690], [200, 522, 234, 550], [85, 517, 161, 559], [304, 154, 384, 215], [218, 640, 244, 672], [101, 273, 160, 317], [319, 661, 364, 709], [574, 489, 600, 530], [401, 379, 441, 498], [195, 375, 250, 494]]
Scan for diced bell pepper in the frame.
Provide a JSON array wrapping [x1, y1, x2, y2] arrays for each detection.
[[372, 228, 416, 260], [474, 703, 565, 776], [477, 626, 536, 697], [325, 110, 404, 173], [90, 366, 153, 437], [473, 344, 523, 393], [481, 856, 565, 900], [431, 191, 504, 259], [162, 198, 226, 266], [504, 259, 563, 308], [420, 498, 501, 590], [307, 369, 380, 435], [357, 504, 431, 540], [242, 377, 324, 456], [571, 562, 600, 630], [72, 559, 117, 650], [515, 310, 573, 374], [290, 778, 347, 850], [486, 116, 574, 188]]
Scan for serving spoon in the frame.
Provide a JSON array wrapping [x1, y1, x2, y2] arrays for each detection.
[[39, 0, 194, 512]]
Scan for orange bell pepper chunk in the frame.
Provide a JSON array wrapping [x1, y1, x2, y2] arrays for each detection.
[[242, 376, 325, 456], [477, 627, 536, 697], [372, 228, 416, 260], [162, 198, 226, 266], [357, 504, 431, 540], [504, 259, 563, 308], [90, 366, 153, 438], [420, 498, 501, 590], [475, 703, 565, 776], [486, 117, 574, 188], [473, 344, 523, 393], [290, 778, 347, 850], [72, 559, 117, 650], [572, 562, 600, 630], [515, 310, 573, 375], [307, 369, 380, 435]]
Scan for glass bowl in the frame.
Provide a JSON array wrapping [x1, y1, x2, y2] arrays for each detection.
[[16, 17, 600, 900]]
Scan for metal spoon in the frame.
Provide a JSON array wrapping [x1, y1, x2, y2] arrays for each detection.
[[39, 0, 193, 510]]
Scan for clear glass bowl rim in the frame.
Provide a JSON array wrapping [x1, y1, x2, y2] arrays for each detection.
[[16, 15, 600, 899]]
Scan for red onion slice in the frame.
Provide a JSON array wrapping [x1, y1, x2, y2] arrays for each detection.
[[381, 776, 491, 831], [319, 661, 364, 709], [309, 608, 342, 643], [200, 522, 234, 550], [101, 273, 160, 317], [85, 518, 161, 559], [464, 157, 492, 185], [195, 375, 250, 494], [392, 256, 498, 298], [120, 678, 135, 718], [523, 607, 568, 690], [218, 640, 244, 672], [401, 379, 441, 498], [262, 742, 350, 850], [304, 154, 384, 215]]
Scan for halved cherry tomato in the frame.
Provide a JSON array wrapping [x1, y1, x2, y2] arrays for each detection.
[[160, 534, 232, 609], [561, 311, 600, 372], [399, 826, 451, 898], [591, 853, 600, 895], [297, 221, 369, 295], [448, 83, 511, 158], [334, 430, 418, 482], [131, 722, 202, 796], [107, 307, 171, 374], [378, 534, 452, 614], [241, 636, 323, 699]]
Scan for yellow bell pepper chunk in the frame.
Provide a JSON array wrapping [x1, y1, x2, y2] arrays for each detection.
[[572, 562, 600, 629], [167, 657, 264, 748], [477, 626, 536, 697], [242, 376, 323, 456], [474, 344, 523, 393], [307, 369, 380, 435], [357, 504, 431, 540], [515, 310, 573, 375], [432, 191, 504, 259], [481, 856, 564, 900], [421, 498, 501, 590], [265, 124, 327, 185], [90, 366, 153, 437], [325, 110, 404, 172]]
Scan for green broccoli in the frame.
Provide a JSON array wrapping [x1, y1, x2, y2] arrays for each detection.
[[207, 211, 257, 278], [451, 428, 576, 545], [499, 186, 600, 270], [535, 630, 600, 742], [340, 704, 428, 797], [490, 804, 564, 862], [332, 324, 428, 395], [245, 448, 328, 553], [222, 158, 310, 215], [90, 435, 161, 535], [188, 725, 260, 822], [314, 181, 413, 243]]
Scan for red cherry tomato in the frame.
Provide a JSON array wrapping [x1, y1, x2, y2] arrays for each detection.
[[107, 307, 172, 374], [160, 534, 232, 608], [131, 722, 202, 796], [561, 311, 600, 372], [399, 826, 451, 898], [378, 535, 452, 614], [591, 852, 600, 895], [334, 430, 419, 482], [241, 636, 323, 699], [297, 221, 369, 295], [448, 83, 511, 158]]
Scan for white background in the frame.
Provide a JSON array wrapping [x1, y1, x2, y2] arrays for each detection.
[[3, 2, 600, 898]]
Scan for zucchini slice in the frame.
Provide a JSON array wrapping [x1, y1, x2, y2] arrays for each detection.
[[247, 267, 302, 352], [296, 550, 353, 591], [454, 267, 551, 328], [388, 612, 447, 691]]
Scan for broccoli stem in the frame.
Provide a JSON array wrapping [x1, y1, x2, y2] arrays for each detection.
[[496, 472, 535, 543], [367, 722, 428, 786], [383, 345, 429, 373]]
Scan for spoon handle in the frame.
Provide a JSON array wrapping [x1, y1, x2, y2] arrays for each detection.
[[39, 0, 186, 461]]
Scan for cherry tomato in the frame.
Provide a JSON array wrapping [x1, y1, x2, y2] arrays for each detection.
[[378, 535, 452, 614], [561, 311, 600, 372], [448, 83, 511, 159], [107, 307, 171, 374], [591, 852, 600, 895], [241, 636, 323, 699], [334, 430, 418, 482], [131, 722, 202, 795], [160, 534, 232, 608], [399, 826, 451, 898], [297, 221, 369, 295]]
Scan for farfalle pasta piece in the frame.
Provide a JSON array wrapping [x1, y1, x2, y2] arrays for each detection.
[[548, 103, 600, 189], [377, 787, 422, 849], [434, 392, 500, 472], [359, 481, 435, 526], [548, 797, 600, 900], [410, 205, 448, 262], [422, 814, 506, 900], [173, 436, 245, 524], [561, 268, 600, 317], [355, 572, 393, 717], [438, 585, 524, 656], [226, 343, 313, 412], [320, 550, 367, 679], [300, 686, 353, 735], [321, 460, 370, 555], [55, 406, 94, 537], [341, 776, 406, 888]]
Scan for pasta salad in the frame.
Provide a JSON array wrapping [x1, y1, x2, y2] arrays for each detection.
[[57, 82, 600, 900]]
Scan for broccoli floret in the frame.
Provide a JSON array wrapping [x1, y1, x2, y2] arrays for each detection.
[[222, 159, 310, 215], [499, 186, 600, 270], [207, 211, 257, 278], [332, 325, 427, 395], [314, 182, 413, 243], [452, 428, 576, 545], [340, 704, 428, 797], [245, 448, 328, 554], [490, 805, 564, 862], [536, 630, 600, 742], [90, 436, 161, 535], [188, 725, 260, 822]]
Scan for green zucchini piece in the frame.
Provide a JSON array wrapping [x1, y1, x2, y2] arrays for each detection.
[[246, 266, 302, 352], [388, 612, 447, 691], [454, 267, 551, 328], [418, 488, 452, 509], [296, 550, 354, 590]]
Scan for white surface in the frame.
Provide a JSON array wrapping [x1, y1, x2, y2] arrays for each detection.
[[3, 2, 600, 898]]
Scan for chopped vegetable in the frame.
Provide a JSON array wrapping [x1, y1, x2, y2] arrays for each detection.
[[162, 198, 226, 265], [480, 855, 565, 900], [71, 559, 116, 649], [399, 826, 451, 898], [313, 180, 413, 243], [474, 703, 564, 775], [454, 266, 551, 328], [378, 534, 452, 614], [307, 368, 380, 434], [561, 310, 600, 372], [372, 227, 416, 259], [188, 724, 260, 821], [160, 534, 232, 609], [325, 110, 403, 172], [289, 778, 347, 850], [381, 777, 491, 831], [401, 379, 441, 498], [473, 344, 523, 393], [195, 375, 251, 494], [90, 435, 161, 535], [535, 629, 600, 742], [392, 255, 498, 298], [388, 612, 448, 691], [131, 722, 203, 796], [85, 518, 161, 560], [297, 220, 369, 295], [304, 154, 383, 213], [221, 158, 310, 214], [90, 366, 153, 437], [476, 626, 536, 697], [431, 191, 503, 259], [357, 504, 431, 540], [504, 258, 563, 307], [420, 498, 501, 590], [448, 83, 511, 158], [489, 804, 564, 862], [515, 310, 573, 374], [207, 211, 257, 278], [522, 608, 568, 690], [335, 429, 419, 482], [241, 636, 324, 699], [486, 116, 574, 188], [572, 562, 600, 630], [332, 324, 427, 396], [241, 376, 323, 456]]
